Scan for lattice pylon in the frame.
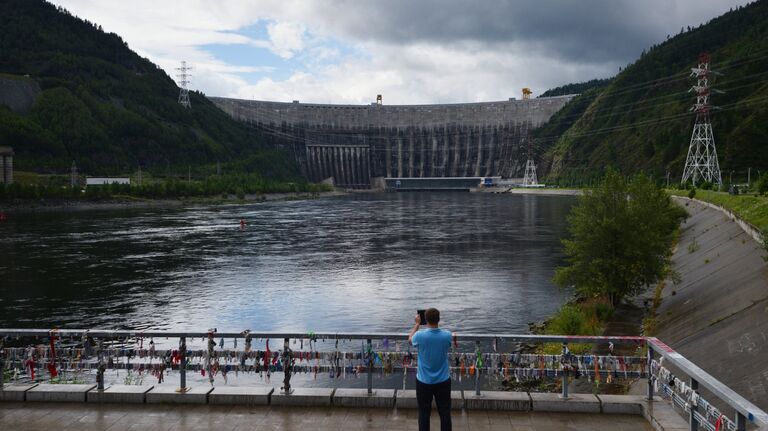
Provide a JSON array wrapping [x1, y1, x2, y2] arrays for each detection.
[[522, 158, 538, 186], [681, 53, 722, 186], [681, 116, 722, 186], [522, 128, 538, 186], [176, 61, 192, 109]]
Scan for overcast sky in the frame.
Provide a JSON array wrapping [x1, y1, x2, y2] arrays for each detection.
[[50, 0, 752, 104]]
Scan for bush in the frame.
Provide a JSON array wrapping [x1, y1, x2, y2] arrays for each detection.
[[757, 173, 768, 196], [688, 187, 696, 199], [548, 305, 594, 336], [590, 301, 614, 321]]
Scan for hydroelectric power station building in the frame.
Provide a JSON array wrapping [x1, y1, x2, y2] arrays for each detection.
[[210, 95, 574, 189]]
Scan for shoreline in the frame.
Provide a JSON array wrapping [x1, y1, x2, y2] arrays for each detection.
[[503, 188, 582, 196], [0, 190, 347, 213]]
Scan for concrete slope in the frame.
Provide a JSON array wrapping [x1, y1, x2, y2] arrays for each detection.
[[655, 198, 768, 409]]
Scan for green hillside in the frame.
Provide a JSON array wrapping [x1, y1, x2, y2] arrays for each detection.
[[541, 1, 768, 185], [0, 0, 298, 179]]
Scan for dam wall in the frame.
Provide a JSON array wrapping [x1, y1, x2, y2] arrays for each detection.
[[655, 197, 768, 411], [209, 96, 574, 187]]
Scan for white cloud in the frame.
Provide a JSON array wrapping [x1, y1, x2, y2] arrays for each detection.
[[49, 0, 753, 104], [265, 21, 306, 59]]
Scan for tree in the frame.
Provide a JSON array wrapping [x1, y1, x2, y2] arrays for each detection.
[[554, 170, 687, 305], [757, 173, 768, 196]]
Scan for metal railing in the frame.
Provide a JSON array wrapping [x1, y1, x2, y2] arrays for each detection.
[[1, 329, 766, 430]]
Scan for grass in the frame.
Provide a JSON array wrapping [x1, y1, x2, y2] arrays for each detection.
[[667, 189, 768, 234], [539, 299, 613, 354], [642, 280, 665, 336]]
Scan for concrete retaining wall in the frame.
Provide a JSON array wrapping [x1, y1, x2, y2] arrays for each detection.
[[655, 197, 768, 411]]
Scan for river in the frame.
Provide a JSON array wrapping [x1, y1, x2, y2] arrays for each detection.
[[0, 192, 575, 334]]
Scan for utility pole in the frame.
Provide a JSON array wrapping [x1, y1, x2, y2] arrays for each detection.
[[176, 61, 192, 109], [681, 53, 722, 187], [70, 161, 77, 187]]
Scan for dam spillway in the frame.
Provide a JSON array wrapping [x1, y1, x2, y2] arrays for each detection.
[[209, 95, 575, 188]]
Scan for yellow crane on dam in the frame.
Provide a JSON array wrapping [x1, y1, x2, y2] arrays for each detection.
[[522, 88, 532, 100]]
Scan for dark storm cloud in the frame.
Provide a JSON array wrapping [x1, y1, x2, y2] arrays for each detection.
[[320, 0, 750, 62]]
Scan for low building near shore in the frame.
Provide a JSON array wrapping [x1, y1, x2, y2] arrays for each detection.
[[0, 146, 12, 184], [86, 177, 130, 186]]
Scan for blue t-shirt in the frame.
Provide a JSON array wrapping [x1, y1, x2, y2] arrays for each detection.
[[411, 328, 452, 384]]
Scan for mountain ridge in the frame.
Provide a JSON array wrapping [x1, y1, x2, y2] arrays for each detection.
[[537, 1, 768, 185], [0, 0, 298, 179]]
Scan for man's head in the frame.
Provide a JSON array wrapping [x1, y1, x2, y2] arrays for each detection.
[[425, 308, 440, 326]]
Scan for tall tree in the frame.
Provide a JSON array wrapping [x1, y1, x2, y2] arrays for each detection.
[[554, 170, 686, 305]]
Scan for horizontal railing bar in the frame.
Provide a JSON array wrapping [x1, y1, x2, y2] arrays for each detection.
[[648, 337, 768, 427], [0, 329, 646, 344]]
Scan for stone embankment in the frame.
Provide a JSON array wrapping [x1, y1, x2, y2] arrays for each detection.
[[654, 197, 768, 411]]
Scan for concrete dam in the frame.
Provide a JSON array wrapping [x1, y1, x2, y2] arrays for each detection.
[[209, 95, 575, 188]]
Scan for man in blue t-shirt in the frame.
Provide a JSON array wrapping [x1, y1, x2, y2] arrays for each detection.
[[408, 308, 454, 431]]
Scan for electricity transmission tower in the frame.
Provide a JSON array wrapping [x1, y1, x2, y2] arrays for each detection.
[[681, 53, 722, 187], [522, 128, 538, 186], [176, 61, 192, 109]]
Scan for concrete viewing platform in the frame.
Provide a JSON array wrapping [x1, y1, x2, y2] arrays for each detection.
[[0, 383, 694, 430], [0, 402, 655, 431]]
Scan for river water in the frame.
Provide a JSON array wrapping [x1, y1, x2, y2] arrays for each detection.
[[0, 192, 575, 334]]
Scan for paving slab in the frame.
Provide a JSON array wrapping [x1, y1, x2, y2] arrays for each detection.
[[270, 387, 334, 407], [208, 386, 273, 405], [332, 388, 395, 408], [145, 385, 212, 405], [26, 384, 97, 402], [464, 391, 530, 411], [396, 389, 464, 409], [597, 394, 645, 415], [530, 392, 601, 413], [0, 384, 38, 402], [86, 385, 153, 403], [0, 403, 655, 430], [641, 398, 689, 431]]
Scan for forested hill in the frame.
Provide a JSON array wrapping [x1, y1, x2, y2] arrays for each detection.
[[539, 1, 768, 185], [0, 0, 299, 178]]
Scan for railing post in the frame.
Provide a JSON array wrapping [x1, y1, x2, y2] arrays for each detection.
[[689, 378, 698, 431], [736, 411, 747, 431], [367, 338, 373, 395], [179, 337, 187, 392], [281, 337, 293, 394], [0, 336, 4, 391], [474, 340, 481, 396], [561, 369, 569, 398], [647, 346, 654, 401], [96, 337, 105, 391], [561, 342, 569, 399]]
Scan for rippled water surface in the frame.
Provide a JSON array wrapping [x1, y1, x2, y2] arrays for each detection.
[[0, 193, 575, 333]]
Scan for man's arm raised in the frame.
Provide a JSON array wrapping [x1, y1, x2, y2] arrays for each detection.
[[408, 313, 421, 344]]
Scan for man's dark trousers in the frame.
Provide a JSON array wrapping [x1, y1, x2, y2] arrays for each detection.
[[416, 378, 452, 431]]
